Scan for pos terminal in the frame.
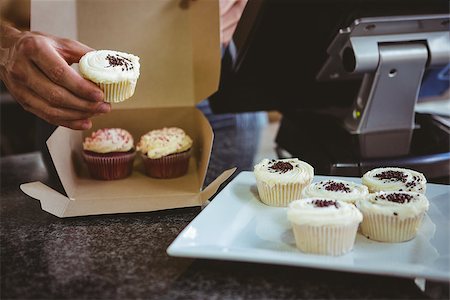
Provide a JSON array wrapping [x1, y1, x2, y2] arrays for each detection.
[[209, 0, 450, 181]]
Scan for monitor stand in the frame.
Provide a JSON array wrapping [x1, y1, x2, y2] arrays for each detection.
[[276, 14, 450, 181], [316, 14, 450, 159]]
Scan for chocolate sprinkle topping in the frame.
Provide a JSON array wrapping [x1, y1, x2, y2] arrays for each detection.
[[375, 170, 407, 183], [106, 54, 134, 71], [323, 181, 351, 193], [269, 161, 293, 173], [312, 199, 339, 208], [378, 193, 413, 204]]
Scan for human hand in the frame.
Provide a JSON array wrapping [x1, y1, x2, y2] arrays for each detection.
[[0, 23, 110, 130], [219, 0, 248, 46]]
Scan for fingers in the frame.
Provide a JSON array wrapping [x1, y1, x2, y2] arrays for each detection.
[[9, 81, 93, 130], [31, 41, 103, 102], [32, 31, 93, 63], [55, 37, 94, 64], [4, 31, 111, 130], [25, 62, 111, 114]]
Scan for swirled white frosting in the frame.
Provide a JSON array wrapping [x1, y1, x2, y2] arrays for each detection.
[[302, 179, 368, 204], [288, 198, 363, 226], [356, 191, 429, 219], [79, 50, 140, 84], [254, 158, 314, 186], [83, 128, 134, 153], [362, 167, 427, 193], [137, 127, 193, 159]]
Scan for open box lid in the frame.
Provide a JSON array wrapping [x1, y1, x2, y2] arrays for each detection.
[[31, 0, 221, 109], [21, 0, 236, 217]]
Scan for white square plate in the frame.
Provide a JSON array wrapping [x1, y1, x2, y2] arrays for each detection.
[[167, 172, 450, 281]]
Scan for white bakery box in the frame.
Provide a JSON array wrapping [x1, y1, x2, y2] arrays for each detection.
[[20, 0, 235, 217]]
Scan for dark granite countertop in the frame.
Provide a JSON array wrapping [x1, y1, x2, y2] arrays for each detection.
[[1, 150, 449, 299]]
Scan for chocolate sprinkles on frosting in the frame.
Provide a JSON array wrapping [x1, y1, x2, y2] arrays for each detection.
[[374, 170, 423, 191], [312, 199, 339, 208], [268, 161, 293, 174], [378, 193, 413, 204], [323, 181, 351, 193], [375, 170, 407, 183], [106, 54, 134, 71]]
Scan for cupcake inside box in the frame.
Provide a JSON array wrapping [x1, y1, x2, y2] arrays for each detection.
[[49, 107, 212, 201], [19, 105, 226, 218]]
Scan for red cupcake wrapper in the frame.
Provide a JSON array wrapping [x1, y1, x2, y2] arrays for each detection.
[[141, 149, 191, 179], [83, 150, 136, 180]]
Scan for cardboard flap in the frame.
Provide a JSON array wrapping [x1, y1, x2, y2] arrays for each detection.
[[46, 126, 81, 198], [32, 0, 220, 109], [31, 0, 77, 39], [195, 110, 214, 189], [20, 182, 71, 218], [200, 168, 237, 203], [190, 0, 221, 105]]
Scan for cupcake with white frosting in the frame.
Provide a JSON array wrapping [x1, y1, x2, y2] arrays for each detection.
[[288, 198, 363, 256], [137, 127, 193, 179], [82, 128, 136, 180], [357, 191, 429, 242], [254, 158, 314, 207], [362, 167, 426, 194], [302, 179, 368, 204], [79, 50, 140, 103]]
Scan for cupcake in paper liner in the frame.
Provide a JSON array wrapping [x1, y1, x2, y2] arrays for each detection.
[[287, 198, 363, 256], [356, 191, 429, 242], [253, 158, 314, 207], [79, 50, 140, 103], [302, 179, 368, 205], [137, 127, 193, 179], [362, 167, 427, 194], [82, 128, 136, 180]]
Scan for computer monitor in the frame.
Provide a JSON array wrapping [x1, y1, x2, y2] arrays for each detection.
[[209, 0, 449, 180], [210, 0, 448, 113]]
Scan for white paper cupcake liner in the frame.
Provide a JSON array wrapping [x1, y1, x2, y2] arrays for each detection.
[[359, 213, 424, 242], [98, 81, 136, 103], [256, 180, 311, 207], [291, 223, 359, 256]]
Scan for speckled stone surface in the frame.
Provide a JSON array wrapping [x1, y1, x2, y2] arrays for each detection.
[[1, 152, 449, 299]]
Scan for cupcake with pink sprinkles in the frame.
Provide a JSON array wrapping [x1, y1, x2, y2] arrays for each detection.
[[82, 128, 136, 180]]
